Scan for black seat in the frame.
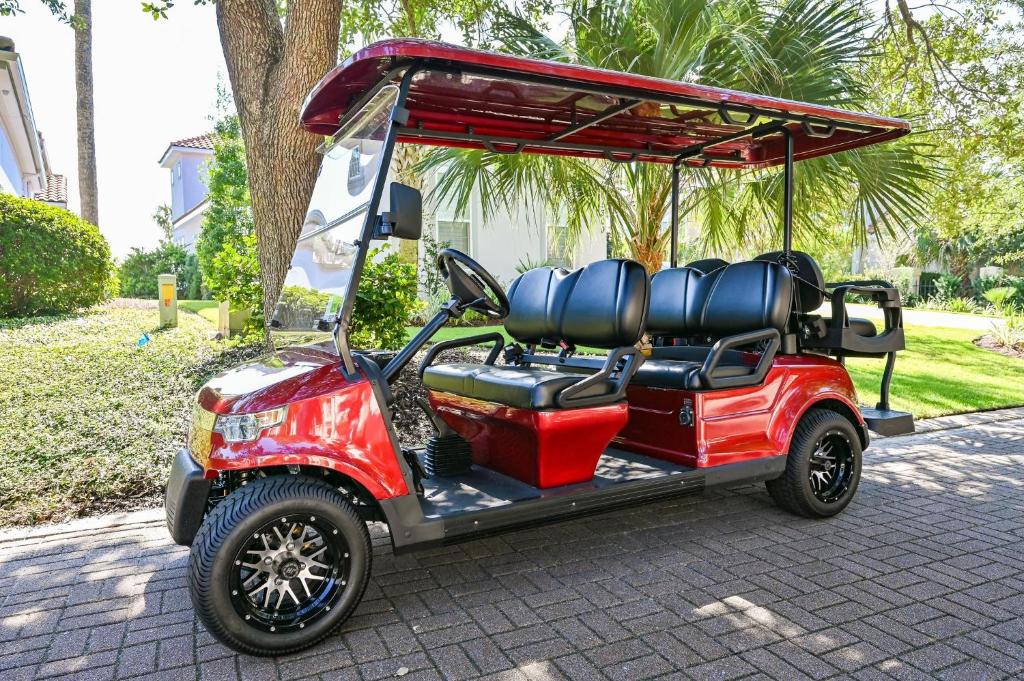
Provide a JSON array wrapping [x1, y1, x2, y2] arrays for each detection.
[[419, 363, 614, 409], [684, 257, 729, 275], [422, 259, 650, 409], [635, 261, 794, 389], [753, 251, 879, 342]]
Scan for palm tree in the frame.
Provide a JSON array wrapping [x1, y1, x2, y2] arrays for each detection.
[[419, 0, 938, 274]]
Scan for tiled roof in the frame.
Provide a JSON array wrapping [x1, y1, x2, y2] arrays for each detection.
[[168, 133, 217, 151], [34, 174, 67, 204]]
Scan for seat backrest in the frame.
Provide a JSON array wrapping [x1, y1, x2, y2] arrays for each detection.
[[648, 261, 793, 337], [754, 250, 824, 312], [505, 259, 650, 349], [685, 257, 729, 275]]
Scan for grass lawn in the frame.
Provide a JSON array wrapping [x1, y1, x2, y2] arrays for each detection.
[[407, 324, 1024, 419], [180, 299, 220, 325], [0, 305, 259, 527]]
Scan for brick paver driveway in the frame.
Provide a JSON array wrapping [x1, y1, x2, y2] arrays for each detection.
[[3, 414, 1024, 681]]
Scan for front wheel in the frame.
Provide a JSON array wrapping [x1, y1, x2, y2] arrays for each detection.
[[766, 408, 862, 518], [187, 475, 372, 656]]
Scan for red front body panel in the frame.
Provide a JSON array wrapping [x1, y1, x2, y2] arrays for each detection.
[[427, 391, 629, 488], [195, 346, 409, 500], [615, 355, 863, 467]]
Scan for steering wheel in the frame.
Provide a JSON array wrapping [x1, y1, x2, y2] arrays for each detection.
[[437, 248, 511, 320]]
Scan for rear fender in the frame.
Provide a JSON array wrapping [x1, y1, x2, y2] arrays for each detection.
[[770, 368, 865, 454]]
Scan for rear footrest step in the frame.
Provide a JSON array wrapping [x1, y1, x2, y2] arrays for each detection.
[[861, 407, 915, 436]]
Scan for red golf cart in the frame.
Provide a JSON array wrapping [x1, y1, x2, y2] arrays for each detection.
[[165, 39, 914, 655]]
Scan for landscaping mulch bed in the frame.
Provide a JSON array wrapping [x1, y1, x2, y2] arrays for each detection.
[[975, 334, 1024, 360], [389, 347, 486, 447]]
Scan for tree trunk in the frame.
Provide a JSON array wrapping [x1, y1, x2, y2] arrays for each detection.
[[73, 0, 98, 226], [215, 0, 341, 332]]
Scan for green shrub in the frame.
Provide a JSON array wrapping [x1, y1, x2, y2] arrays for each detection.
[[274, 285, 332, 330], [984, 287, 1020, 315], [933, 274, 963, 302], [118, 242, 201, 299], [350, 246, 419, 350], [0, 194, 113, 317], [207, 231, 264, 334], [927, 295, 985, 314], [990, 316, 1024, 351]]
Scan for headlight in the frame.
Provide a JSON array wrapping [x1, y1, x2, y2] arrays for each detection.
[[213, 407, 287, 443]]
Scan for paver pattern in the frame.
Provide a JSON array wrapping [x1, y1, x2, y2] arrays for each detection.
[[2, 415, 1024, 680]]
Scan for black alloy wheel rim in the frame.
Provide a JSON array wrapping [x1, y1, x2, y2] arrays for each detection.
[[808, 430, 856, 504], [229, 514, 349, 633]]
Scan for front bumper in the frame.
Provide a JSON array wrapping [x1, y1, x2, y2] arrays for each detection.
[[164, 448, 212, 546]]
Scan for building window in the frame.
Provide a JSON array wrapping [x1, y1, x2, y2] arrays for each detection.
[[437, 217, 470, 253], [547, 223, 571, 268]]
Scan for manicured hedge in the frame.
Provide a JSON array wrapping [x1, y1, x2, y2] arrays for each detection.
[[0, 194, 113, 317]]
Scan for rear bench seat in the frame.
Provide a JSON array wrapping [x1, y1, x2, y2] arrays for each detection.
[[564, 260, 794, 390]]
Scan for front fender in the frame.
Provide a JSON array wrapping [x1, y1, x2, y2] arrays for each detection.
[[205, 379, 409, 500]]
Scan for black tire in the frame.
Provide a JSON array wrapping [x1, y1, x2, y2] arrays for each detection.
[[765, 408, 862, 518], [187, 475, 372, 656]]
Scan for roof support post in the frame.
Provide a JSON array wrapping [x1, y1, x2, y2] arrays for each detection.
[[669, 164, 680, 269], [782, 128, 794, 256]]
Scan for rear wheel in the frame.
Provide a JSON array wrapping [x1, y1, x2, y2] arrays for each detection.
[[188, 475, 372, 656], [766, 408, 861, 518]]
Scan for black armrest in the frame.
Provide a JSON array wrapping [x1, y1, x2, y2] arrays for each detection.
[[815, 281, 904, 355], [417, 332, 505, 380], [556, 346, 644, 408], [698, 328, 780, 389]]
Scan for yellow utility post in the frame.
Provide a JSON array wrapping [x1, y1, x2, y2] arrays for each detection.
[[158, 274, 178, 328]]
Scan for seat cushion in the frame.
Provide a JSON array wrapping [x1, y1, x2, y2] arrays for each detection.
[[422, 363, 614, 409]]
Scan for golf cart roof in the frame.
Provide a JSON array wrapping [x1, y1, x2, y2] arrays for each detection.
[[301, 39, 910, 170]]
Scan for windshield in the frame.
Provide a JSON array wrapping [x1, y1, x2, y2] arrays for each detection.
[[270, 85, 399, 339]]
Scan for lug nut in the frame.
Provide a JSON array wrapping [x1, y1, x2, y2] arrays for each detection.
[[264, 557, 272, 564]]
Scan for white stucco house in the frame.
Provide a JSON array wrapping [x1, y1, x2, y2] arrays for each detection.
[[0, 37, 67, 210], [422, 172, 608, 285], [158, 133, 217, 252]]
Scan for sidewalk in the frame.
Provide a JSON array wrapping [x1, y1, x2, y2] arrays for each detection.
[[2, 408, 1024, 680]]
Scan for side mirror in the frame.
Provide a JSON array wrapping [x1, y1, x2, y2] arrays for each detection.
[[375, 183, 422, 240]]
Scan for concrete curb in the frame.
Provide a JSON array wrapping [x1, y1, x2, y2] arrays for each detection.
[[878, 405, 1024, 439]]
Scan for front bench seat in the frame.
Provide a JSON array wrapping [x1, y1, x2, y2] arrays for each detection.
[[422, 259, 650, 409], [420, 363, 613, 409]]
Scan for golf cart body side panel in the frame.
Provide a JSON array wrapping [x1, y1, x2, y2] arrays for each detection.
[[301, 39, 910, 169], [614, 355, 862, 467], [198, 353, 409, 500], [427, 391, 630, 488]]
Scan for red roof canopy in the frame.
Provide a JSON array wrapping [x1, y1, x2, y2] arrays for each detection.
[[301, 39, 909, 170]]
